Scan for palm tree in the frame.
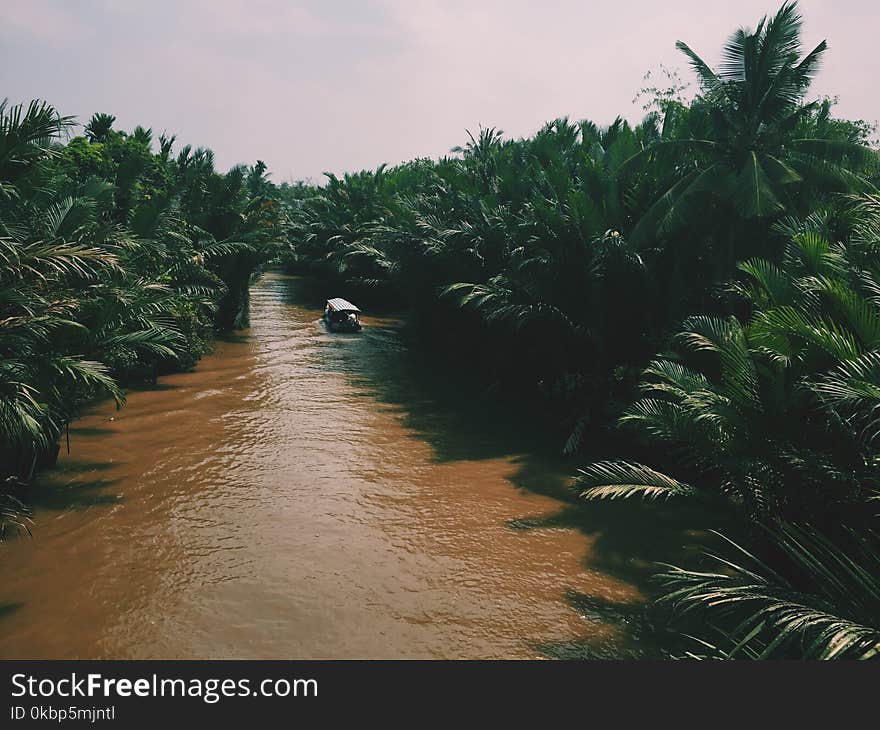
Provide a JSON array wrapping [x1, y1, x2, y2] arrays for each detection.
[[0, 205, 124, 475], [1, 99, 74, 198], [83, 112, 116, 143], [1, 101, 119, 470], [577, 216, 880, 521], [627, 1, 874, 246], [130, 125, 153, 149]]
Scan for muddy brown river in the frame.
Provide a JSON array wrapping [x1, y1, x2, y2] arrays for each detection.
[[0, 273, 692, 659]]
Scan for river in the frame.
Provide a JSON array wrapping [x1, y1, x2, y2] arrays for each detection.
[[0, 273, 692, 659]]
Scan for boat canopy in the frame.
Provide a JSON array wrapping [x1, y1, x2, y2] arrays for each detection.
[[326, 297, 360, 313]]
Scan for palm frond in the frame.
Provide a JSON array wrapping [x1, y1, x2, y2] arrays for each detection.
[[660, 525, 880, 660], [576, 461, 697, 501]]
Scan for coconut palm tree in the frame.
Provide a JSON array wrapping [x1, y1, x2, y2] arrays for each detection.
[[626, 1, 874, 247], [1, 98, 74, 199]]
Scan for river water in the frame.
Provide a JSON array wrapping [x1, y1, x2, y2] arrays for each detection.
[[0, 273, 691, 659]]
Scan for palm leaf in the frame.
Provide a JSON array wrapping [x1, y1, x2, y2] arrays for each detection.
[[576, 461, 697, 501]]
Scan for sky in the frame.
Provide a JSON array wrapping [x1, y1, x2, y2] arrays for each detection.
[[1, 0, 877, 183]]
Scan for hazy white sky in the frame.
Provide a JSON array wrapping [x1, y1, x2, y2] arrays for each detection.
[[1, 1, 877, 182]]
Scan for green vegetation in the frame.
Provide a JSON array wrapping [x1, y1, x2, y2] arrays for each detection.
[[280, 2, 880, 658], [0, 100, 284, 502], [2, 0, 878, 659]]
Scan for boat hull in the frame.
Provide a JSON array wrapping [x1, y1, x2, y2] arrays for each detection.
[[324, 317, 362, 333]]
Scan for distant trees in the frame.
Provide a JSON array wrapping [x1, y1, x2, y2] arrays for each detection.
[[84, 112, 116, 143]]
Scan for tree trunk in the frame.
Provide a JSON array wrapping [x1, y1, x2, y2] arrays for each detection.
[[216, 258, 252, 331]]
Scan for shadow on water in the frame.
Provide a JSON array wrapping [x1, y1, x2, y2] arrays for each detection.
[[534, 590, 680, 659], [216, 332, 250, 346], [278, 275, 718, 656], [68, 426, 116, 438], [276, 275, 330, 311], [50, 460, 117, 474], [509, 499, 715, 577], [0, 603, 23, 620], [125, 382, 179, 392], [28, 475, 123, 511]]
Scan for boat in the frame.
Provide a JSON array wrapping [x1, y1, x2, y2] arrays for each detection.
[[323, 297, 363, 332]]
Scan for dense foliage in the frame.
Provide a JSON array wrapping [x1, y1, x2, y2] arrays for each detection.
[[282, 2, 880, 658], [0, 100, 284, 503]]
